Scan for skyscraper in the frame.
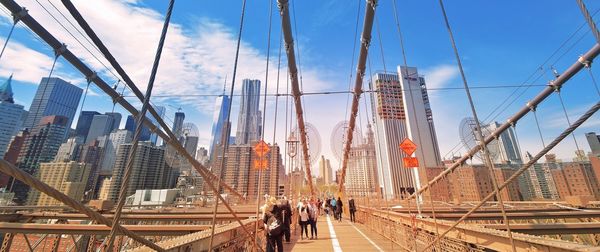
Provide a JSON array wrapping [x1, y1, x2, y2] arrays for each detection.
[[78, 139, 104, 199], [482, 121, 523, 164], [24, 77, 83, 130], [209, 95, 231, 160], [54, 137, 83, 162], [149, 106, 166, 145], [13, 115, 69, 203], [346, 124, 379, 197], [0, 75, 26, 154], [75, 111, 100, 142], [586, 132, 600, 155], [99, 129, 132, 172], [124, 115, 151, 141], [173, 111, 185, 142], [370, 67, 442, 198], [86, 112, 121, 144], [107, 141, 171, 201], [212, 143, 280, 198], [28, 161, 90, 206], [1, 129, 29, 188], [318, 155, 333, 185], [235, 79, 262, 145]]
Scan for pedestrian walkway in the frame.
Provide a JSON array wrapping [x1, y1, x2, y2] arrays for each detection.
[[283, 215, 395, 251]]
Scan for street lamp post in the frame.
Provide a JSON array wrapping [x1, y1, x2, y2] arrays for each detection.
[[286, 135, 299, 201]]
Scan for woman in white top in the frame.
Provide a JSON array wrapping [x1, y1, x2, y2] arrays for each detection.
[[299, 199, 310, 240]]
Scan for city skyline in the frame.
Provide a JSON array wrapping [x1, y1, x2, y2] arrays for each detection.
[[1, 1, 597, 171]]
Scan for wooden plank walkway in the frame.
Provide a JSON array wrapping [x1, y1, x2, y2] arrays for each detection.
[[282, 215, 397, 251]]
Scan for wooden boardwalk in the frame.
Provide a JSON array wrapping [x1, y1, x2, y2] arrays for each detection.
[[281, 215, 396, 251]]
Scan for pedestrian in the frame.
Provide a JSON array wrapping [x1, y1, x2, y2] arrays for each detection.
[[330, 197, 337, 220], [279, 197, 293, 243], [336, 197, 344, 222], [309, 200, 318, 239], [349, 196, 356, 223], [299, 199, 310, 240], [263, 196, 283, 252], [325, 198, 331, 216]]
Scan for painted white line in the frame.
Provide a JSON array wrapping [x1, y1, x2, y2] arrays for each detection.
[[326, 216, 343, 252], [348, 221, 384, 252]]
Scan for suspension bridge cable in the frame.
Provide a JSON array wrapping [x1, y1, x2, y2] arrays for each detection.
[[344, 0, 362, 127], [254, 0, 274, 248], [392, 0, 441, 241], [449, 8, 600, 159], [35, 0, 122, 82], [423, 101, 600, 251], [208, 0, 255, 251], [105, 0, 174, 249], [436, 1, 516, 250]]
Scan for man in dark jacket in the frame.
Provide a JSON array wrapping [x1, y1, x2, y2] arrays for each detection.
[[349, 197, 356, 222], [264, 199, 283, 252], [279, 198, 293, 243]]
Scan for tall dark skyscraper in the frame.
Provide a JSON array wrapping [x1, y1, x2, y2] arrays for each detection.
[[24, 77, 83, 130], [75, 111, 100, 142], [209, 95, 231, 160], [173, 111, 185, 142], [13, 115, 69, 203], [235, 79, 261, 145], [125, 115, 151, 141]]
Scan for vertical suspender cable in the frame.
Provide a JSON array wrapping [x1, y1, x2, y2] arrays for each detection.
[[255, 0, 274, 249], [209, 0, 253, 251], [105, 0, 174, 250], [391, 0, 441, 242], [436, 1, 516, 250], [0, 7, 25, 62]]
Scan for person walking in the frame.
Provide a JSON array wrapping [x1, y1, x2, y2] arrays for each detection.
[[349, 196, 356, 223], [330, 197, 337, 220], [299, 199, 310, 240], [263, 197, 283, 252], [308, 200, 318, 239], [280, 197, 293, 243], [336, 197, 344, 222]]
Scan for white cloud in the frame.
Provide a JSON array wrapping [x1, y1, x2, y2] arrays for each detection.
[[0, 37, 57, 84], [421, 64, 458, 90]]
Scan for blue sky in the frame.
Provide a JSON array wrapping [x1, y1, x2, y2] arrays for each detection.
[[1, 0, 599, 173]]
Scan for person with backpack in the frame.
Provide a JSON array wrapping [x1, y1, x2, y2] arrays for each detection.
[[263, 197, 283, 252], [308, 200, 318, 239], [279, 197, 292, 243], [299, 199, 310, 240], [330, 197, 337, 220], [336, 197, 344, 222]]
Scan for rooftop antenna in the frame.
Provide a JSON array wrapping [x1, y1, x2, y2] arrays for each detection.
[[222, 74, 228, 95]]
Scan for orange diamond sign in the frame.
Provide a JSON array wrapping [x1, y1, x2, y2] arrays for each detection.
[[399, 138, 417, 156], [403, 157, 419, 168], [253, 140, 270, 157], [253, 158, 268, 170]]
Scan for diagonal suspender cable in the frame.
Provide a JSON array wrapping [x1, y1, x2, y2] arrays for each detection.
[[105, 0, 174, 249], [338, 0, 377, 194], [408, 40, 600, 220], [208, 1, 264, 251], [59, 0, 245, 200], [0, 159, 163, 251], [423, 101, 600, 251], [0, 0, 257, 249], [436, 1, 515, 250], [277, 0, 315, 196]]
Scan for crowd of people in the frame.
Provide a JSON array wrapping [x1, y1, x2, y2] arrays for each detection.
[[260, 195, 359, 252]]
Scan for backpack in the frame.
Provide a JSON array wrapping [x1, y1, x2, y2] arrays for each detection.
[[267, 214, 283, 236]]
